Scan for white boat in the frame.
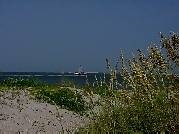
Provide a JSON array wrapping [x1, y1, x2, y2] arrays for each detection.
[[74, 65, 87, 75], [74, 72, 87, 75]]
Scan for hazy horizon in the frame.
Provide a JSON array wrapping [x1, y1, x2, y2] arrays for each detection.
[[0, 0, 179, 72]]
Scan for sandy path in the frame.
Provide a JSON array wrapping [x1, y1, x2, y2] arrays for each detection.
[[0, 90, 88, 134]]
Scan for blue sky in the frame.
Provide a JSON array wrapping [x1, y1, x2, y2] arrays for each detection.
[[0, 0, 179, 72]]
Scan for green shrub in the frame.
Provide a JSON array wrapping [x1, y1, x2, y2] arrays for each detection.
[[1, 77, 44, 88], [84, 84, 114, 97], [78, 32, 179, 133], [31, 86, 87, 113]]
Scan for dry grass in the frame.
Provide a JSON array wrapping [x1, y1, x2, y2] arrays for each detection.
[[77, 32, 179, 133]]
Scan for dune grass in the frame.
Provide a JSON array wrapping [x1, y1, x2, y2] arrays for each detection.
[[77, 32, 179, 133]]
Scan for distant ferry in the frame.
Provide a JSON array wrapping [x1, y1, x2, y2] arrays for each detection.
[[74, 72, 87, 75], [74, 65, 87, 75]]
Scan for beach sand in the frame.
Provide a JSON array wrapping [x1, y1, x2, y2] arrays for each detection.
[[0, 89, 88, 134]]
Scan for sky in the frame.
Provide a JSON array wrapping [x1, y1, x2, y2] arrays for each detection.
[[0, 0, 179, 72]]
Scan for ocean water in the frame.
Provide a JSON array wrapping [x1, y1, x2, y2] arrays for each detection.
[[0, 72, 109, 86]]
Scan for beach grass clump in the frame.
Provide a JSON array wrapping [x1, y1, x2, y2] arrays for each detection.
[[77, 32, 179, 133], [30, 86, 88, 113], [1, 77, 44, 88], [57, 77, 76, 88], [78, 89, 176, 133], [83, 84, 114, 98]]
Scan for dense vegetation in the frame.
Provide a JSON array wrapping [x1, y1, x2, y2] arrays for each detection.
[[77, 32, 179, 133]]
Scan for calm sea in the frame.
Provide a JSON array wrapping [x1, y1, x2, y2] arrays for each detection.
[[0, 72, 110, 86]]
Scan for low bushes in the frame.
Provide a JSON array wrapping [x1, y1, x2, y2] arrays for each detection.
[[77, 32, 179, 133], [31, 86, 87, 113]]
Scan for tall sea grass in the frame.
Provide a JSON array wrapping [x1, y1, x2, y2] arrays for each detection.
[[77, 32, 179, 133]]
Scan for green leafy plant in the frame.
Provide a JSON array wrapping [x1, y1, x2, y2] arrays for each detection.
[[77, 32, 179, 133], [31, 86, 87, 113]]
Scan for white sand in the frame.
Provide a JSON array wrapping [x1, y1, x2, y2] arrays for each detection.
[[0, 90, 88, 134]]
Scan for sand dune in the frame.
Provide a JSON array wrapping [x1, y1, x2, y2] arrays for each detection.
[[0, 90, 88, 134]]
